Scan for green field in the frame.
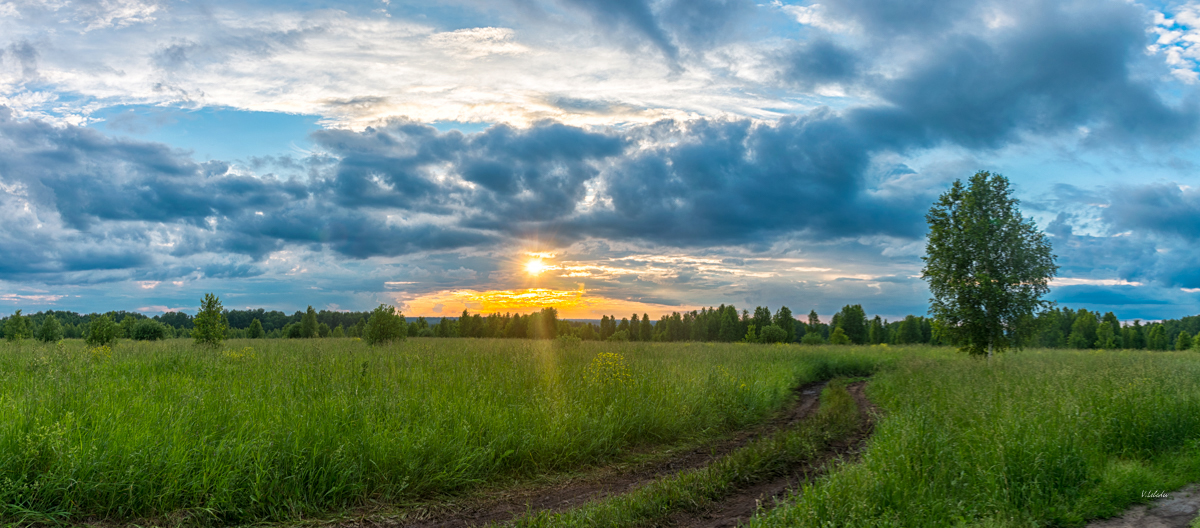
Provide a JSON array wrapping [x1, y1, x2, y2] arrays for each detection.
[[2, 339, 1199, 527], [0, 337, 881, 524]]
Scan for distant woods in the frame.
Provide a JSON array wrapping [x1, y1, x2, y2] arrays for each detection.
[[2, 302, 1197, 350]]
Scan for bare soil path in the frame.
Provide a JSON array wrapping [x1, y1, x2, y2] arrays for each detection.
[[332, 379, 844, 528], [1086, 484, 1200, 528]]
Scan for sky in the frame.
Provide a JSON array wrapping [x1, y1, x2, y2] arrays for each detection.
[[3, 0, 1200, 321]]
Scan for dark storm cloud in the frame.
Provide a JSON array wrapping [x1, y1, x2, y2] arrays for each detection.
[[1104, 183, 1200, 240], [1054, 286, 1170, 306], [780, 39, 860, 89]]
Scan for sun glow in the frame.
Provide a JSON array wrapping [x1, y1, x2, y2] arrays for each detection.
[[525, 259, 553, 276]]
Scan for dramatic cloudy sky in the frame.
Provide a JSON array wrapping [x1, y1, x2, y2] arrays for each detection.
[[3, 0, 1200, 321]]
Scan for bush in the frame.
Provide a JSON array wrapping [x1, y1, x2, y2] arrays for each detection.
[[607, 329, 630, 342], [760, 324, 788, 344], [132, 319, 167, 341], [829, 327, 851, 345], [364, 304, 406, 345], [36, 314, 63, 343], [801, 332, 826, 345], [85, 315, 119, 347]]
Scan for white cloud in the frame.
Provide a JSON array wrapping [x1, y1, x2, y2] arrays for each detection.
[[1050, 277, 1144, 287], [0, 6, 810, 129]]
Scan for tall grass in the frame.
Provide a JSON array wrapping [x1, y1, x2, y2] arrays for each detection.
[[749, 348, 1200, 527], [0, 338, 886, 524]]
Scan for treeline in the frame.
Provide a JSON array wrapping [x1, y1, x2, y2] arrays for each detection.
[[3, 303, 1200, 350], [1022, 307, 1200, 351]]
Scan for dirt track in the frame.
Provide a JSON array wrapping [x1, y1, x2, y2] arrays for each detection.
[[335, 378, 876, 528], [1086, 484, 1200, 528]]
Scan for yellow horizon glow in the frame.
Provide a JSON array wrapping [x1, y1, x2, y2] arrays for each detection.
[[394, 287, 698, 320]]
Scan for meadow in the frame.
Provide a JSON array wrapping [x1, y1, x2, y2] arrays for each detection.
[[3, 338, 1200, 527], [0, 337, 881, 525]]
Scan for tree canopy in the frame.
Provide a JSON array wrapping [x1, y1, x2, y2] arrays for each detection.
[[922, 171, 1057, 357]]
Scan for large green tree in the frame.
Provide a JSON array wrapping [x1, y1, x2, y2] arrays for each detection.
[[4, 310, 31, 342], [922, 171, 1058, 358]]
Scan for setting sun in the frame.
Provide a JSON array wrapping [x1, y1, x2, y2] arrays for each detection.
[[525, 259, 552, 276]]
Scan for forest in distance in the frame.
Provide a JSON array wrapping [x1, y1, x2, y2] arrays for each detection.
[[3, 302, 1200, 351]]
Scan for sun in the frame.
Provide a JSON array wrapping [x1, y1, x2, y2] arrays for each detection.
[[525, 259, 552, 276]]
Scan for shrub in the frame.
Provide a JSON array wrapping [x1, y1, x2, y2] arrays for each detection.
[[829, 327, 851, 345], [607, 329, 630, 342], [132, 319, 167, 341], [36, 314, 63, 343], [193, 293, 228, 348], [85, 315, 119, 347], [364, 304, 406, 345], [760, 324, 788, 344], [800, 332, 825, 345]]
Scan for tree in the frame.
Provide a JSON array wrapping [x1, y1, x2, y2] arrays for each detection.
[[365, 304, 406, 345], [300, 306, 318, 338], [640, 313, 652, 341], [119, 315, 139, 338], [834, 304, 868, 345], [743, 324, 758, 343], [193, 293, 228, 347], [1176, 331, 1193, 351], [1147, 324, 1168, 350], [132, 319, 167, 341], [800, 331, 825, 345], [331, 324, 345, 338], [922, 171, 1058, 358], [36, 313, 62, 343], [4, 310, 30, 342], [773, 306, 795, 342], [247, 318, 265, 339], [85, 314, 119, 347]]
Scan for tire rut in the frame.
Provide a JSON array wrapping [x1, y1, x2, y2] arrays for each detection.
[[336, 380, 832, 528], [661, 380, 877, 528]]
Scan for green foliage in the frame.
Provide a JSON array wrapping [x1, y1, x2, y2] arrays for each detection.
[[760, 324, 787, 344], [607, 329, 630, 342], [922, 171, 1057, 356], [300, 306, 318, 338], [119, 315, 139, 338], [800, 332, 825, 345], [364, 304, 406, 345], [131, 319, 167, 341], [772, 306, 795, 342], [85, 314, 119, 347], [317, 322, 331, 338], [1147, 323, 1168, 351], [192, 293, 228, 348], [4, 309, 30, 342], [1068, 309, 1099, 349], [834, 304, 868, 344], [35, 313, 62, 343], [743, 324, 758, 343], [828, 327, 851, 345], [247, 318, 265, 339], [331, 324, 345, 338], [1177, 331, 1193, 351]]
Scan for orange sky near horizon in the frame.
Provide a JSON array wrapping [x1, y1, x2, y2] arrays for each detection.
[[393, 286, 699, 320]]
